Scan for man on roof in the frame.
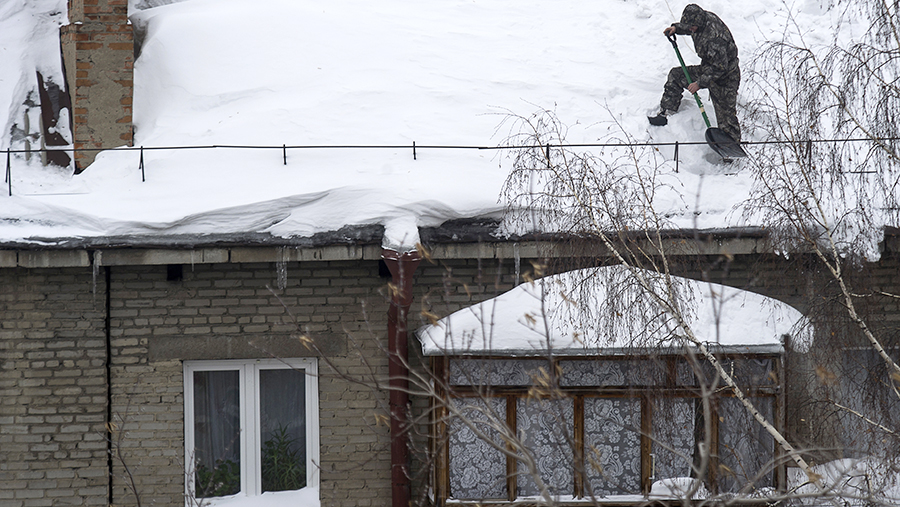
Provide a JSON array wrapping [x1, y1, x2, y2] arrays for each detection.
[[648, 4, 741, 143]]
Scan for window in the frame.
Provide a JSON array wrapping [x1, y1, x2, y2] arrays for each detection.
[[184, 359, 319, 505], [437, 356, 780, 502]]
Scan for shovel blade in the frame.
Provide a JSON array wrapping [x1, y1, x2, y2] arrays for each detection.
[[705, 128, 747, 159]]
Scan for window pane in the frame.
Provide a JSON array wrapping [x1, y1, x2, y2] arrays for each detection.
[[193, 370, 241, 498], [449, 397, 508, 500], [560, 359, 666, 387], [516, 398, 574, 497], [583, 398, 641, 496], [260, 368, 307, 492], [651, 398, 697, 482], [717, 397, 774, 493], [449, 359, 548, 386], [694, 358, 775, 387]]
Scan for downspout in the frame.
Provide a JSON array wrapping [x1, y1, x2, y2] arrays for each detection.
[[104, 265, 113, 506], [382, 248, 421, 507]]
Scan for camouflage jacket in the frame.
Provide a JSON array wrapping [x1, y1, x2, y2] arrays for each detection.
[[671, 10, 739, 88]]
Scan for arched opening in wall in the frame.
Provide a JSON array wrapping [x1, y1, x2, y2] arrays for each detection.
[[417, 265, 803, 504]]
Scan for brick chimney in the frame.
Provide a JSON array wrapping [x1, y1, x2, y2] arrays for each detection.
[[60, 0, 133, 172]]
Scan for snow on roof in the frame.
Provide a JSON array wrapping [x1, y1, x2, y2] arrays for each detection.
[[0, 0, 874, 252], [417, 264, 808, 356]]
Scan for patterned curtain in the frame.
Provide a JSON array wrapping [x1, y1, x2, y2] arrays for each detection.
[[583, 397, 642, 497], [651, 398, 696, 481], [560, 359, 666, 387], [516, 398, 575, 497], [448, 397, 508, 499], [449, 358, 549, 386], [717, 397, 774, 493]]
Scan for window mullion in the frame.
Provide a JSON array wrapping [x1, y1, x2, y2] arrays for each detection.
[[573, 395, 584, 499], [506, 395, 517, 501], [305, 360, 320, 489], [641, 395, 652, 495], [183, 366, 196, 501], [244, 363, 260, 496]]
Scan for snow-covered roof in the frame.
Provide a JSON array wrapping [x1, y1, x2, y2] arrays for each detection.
[[0, 0, 880, 252], [417, 265, 808, 356]]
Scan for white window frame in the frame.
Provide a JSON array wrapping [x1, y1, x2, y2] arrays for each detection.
[[184, 358, 319, 505]]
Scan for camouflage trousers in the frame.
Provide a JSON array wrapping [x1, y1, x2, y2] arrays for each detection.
[[660, 65, 741, 142]]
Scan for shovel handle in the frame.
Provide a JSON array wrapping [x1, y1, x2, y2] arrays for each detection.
[[667, 33, 678, 47], [665, 33, 712, 129]]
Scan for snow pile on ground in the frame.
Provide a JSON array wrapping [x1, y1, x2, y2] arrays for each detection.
[[418, 265, 808, 355], [649, 478, 710, 500], [788, 458, 900, 506], [0, 0, 882, 252]]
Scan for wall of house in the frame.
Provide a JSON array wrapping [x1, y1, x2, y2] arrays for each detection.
[[0, 253, 524, 507], [106, 260, 395, 506], [0, 266, 109, 507], [2, 245, 897, 506]]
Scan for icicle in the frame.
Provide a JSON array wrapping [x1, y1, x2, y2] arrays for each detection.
[[276, 247, 287, 290], [92, 250, 102, 302], [190, 250, 195, 272], [514, 243, 520, 285]]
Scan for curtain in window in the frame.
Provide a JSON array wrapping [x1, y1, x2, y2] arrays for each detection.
[[651, 398, 696, 481], [259, 368, 307, 492], [583, 397, 641, 496], [449, 359, 548, 386], [193, 370, 241, 497], [448, 397, 508, 500], [516, 398, 574, 497], [560, 360, 666, 387], [717, 397, 774, 493]]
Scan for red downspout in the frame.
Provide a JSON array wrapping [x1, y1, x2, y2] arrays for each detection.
[[382, 248, 421, 507]]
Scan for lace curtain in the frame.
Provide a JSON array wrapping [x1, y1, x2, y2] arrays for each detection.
[[651, 398, 696, 480], [449, 359, 548, 386], [448, 397, 508, 499], [560, 360, 666, 387], [583, 397, 642, 496], [516, 398, 575, 497], [444, 357, 778, 500], [718, 397, 774, 492]]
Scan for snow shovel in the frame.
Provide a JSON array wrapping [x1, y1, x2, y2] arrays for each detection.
[[666, 33, 746, 159]]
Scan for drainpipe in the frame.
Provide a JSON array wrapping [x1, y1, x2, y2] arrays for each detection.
[[382, 248, 421, 507], [104, 265, 113, 506]]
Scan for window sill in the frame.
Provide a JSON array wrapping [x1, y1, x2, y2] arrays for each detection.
[[198, 487, 319, 507]]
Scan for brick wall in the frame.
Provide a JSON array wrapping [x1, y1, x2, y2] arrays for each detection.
[[99, 258, 523, 507], [0, 267, 108, 507], [2, 249, 897, 506], [60, 0, 133, 171], [0, 252, 805, 507], [104, 261, 381, 506]]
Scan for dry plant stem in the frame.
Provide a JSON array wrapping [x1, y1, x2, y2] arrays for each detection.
[[499, 109, 861, 502], [270, 283, 563, 503], [748, 94, 900, 400], [884, 0, 900, 47], [537, 144, 828, 496], [832, 402, 898, 436], [783, 10, 898, 161], [579, 195, 821, 490], [789, 164, 900, 399]]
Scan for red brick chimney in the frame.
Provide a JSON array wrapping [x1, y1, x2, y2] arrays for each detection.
[[60, 0, 133, 172]]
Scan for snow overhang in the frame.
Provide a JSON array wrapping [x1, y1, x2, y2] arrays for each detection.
[[417, 265, 810, 356]]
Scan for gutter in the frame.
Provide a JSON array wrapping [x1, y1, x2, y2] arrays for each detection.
[[382, 248, 421, 507]]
